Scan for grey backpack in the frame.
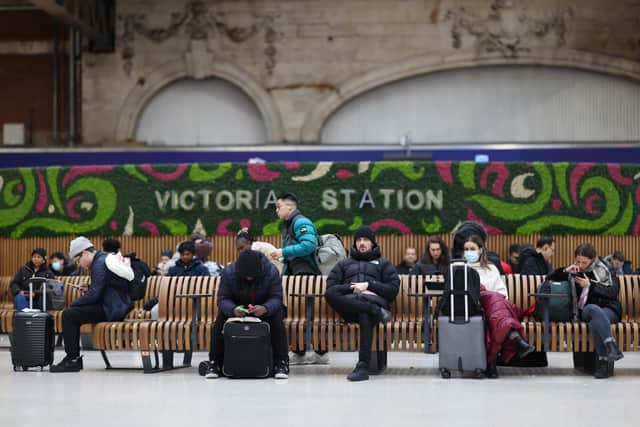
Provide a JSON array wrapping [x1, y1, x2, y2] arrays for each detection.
[[314, 234, 347, 275]]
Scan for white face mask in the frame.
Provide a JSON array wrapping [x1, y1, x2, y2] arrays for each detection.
[[464, 250, 480, 264], [52, 261, 62, 272]]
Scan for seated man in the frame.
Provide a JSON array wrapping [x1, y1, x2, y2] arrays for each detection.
[[205, 250, 289, 379], [167, 241, 210, 276], [11, 248, 55, 311], [51, 237, 133, 372], [325, 226, 400, 381], [395, 247, 418, 274]]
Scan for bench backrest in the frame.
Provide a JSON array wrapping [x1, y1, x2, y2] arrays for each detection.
[[156, 275, 218, 322]]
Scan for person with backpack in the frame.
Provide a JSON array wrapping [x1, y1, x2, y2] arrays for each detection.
[[204, 250, 289, 380], [11, 247, 55, 311], [325, 226, 400, 381], [270, 192, 320, 276], [270, 192, 328, 365], [51, 237, 133, 372], [565, 243, 623, 378], [462, 234, 534, 378]]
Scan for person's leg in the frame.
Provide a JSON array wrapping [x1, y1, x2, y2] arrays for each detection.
[[325, 287, 385, 321], [52, 304, 105, 372], [347, 312, 374, 381], [208, 313, 227, 365], [264, 307, 288, 363], [581, 304, 613, 358], [13, 293, 28, 311]]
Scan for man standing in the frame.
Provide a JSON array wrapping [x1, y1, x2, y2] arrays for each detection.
[[325, 226, 400, 381], [50, 237, 133, 372], [271, 192, 319, 276], [205, 250, 289, 379], [270, 192, 327, 365], [519, 237, 555, 276], [395, 247, 418, 274]]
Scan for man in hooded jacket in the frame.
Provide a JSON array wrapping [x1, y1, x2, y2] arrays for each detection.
[[325, 226, 400, 381], [205, 250, 289, 379]]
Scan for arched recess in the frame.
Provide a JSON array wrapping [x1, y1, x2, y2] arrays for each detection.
[[115, 56, 284, 144], [301, 48, 640, 143]]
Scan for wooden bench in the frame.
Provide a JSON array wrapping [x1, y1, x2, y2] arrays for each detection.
[[92, 275, 219, 373]]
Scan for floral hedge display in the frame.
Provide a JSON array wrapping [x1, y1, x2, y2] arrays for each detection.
[[0, 161, 637, 237]]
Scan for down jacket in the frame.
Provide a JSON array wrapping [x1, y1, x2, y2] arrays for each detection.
[[480, 285, 525, 364]]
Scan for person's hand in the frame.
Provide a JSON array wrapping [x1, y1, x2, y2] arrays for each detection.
[[350, 282, 369, 294], [575, 276, 590, 288], [565, 264, 580, 273], [248, 304, 267, 317], [233, 306, 247, 317], [78, 283, 89, 292], [21, 291, 30, 297], [270, 249, 283, 260]]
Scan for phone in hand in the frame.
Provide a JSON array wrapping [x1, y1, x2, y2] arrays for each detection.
[[570, 271, 586, 278]]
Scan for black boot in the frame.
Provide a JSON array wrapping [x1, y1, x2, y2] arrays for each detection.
[[486, 358, 498, 379], [594, 357, 610, 379], [512, 335, 535, 359], [606, 341, 624, 361], [607, 360, 615, 377], [347, 361, 370, 382]]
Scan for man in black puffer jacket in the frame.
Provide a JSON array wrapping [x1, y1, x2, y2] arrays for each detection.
[[520, 237, 555, 276], [205, 250, 289, 380], [325, 226, 400, 382]]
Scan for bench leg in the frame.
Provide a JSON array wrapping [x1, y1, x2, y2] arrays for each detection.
[[162, 351, 174, 370], [141, 350, 154, 374], [182, 351, 192, 367], [100, 350, 112, 369]]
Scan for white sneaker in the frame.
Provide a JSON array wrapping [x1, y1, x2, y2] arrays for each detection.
[[307, 352, 330, 365], [288, 351, 307, 365]]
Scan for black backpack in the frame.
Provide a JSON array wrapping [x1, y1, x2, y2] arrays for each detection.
[[125, 252, 151, 301]]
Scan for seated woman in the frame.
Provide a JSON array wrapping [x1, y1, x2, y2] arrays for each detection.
[[415, 235, 449, 275], [565, 243, 623, 379], [11, 248, 55, 311], [462, 235, 534, 378]]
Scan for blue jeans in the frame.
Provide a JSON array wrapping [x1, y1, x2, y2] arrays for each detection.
[[580, 304, 619, 357], [13, 293, 41, 311]]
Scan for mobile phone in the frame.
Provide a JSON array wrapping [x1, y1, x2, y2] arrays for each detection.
[[236, 306, 250, 314], [570, 271, 585, 278]]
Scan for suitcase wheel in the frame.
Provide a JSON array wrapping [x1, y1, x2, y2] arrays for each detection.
[[13, 365, 18, 372], [440, 368, 451, 379], [198, 361, 209, 376]]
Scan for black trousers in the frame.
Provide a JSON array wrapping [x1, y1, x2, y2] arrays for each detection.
[[325, 286, 387, 364], [209, 307, 289, 366], [61, 304, 106, 358]]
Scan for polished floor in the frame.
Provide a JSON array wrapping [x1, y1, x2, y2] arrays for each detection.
[[1, 348, 639, 427]]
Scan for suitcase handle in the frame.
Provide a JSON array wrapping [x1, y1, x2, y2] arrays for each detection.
[[28, 277, 48, 311]]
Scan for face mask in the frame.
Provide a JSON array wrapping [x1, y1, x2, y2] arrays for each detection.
[[52, 261, 62, 272], [464, 250, 479, 264]]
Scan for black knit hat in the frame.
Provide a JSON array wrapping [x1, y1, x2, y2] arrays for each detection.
[[31, 247, 47, 259], [235, 250, 264, 279], [353, 226, 377, 246], [178, 241, 196, 254], [102, 238, 121, 253]]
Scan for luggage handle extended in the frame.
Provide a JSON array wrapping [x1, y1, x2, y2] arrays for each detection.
[[449, 259, 469, 324], [28, 277, 48, 312]]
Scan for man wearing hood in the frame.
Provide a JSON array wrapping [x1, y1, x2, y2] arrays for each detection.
[[205, 250, 289, 380], [520, 237, 555, 276], [11, 247, 55, 311], [325, 226, 400, 381]]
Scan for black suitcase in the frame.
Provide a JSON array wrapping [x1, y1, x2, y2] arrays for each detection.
[[222, 319, 272, 378], [11, 278, 55, 371]]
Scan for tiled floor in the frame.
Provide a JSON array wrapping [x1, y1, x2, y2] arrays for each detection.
[[1, 349, 639, 427]]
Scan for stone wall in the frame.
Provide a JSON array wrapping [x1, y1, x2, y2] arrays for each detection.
[[82, 0, 640, 145]]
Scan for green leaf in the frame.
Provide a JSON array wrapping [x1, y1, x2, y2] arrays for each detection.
[[160, 219, 188, 235]]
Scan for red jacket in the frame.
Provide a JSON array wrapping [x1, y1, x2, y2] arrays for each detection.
[[479, 285, 525, 364]]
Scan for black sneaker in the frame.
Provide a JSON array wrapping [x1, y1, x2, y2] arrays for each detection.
[[347, 361, 369, 382], [274, 360, 289, 379], [50, 355, 83, 373], [205, 363, 221, 379]]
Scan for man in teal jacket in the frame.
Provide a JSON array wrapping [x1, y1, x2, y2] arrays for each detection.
[[271, 192, 320, 276], [270, 192, 328, 365]]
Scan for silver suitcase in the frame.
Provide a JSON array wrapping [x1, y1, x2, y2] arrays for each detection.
[[437, 260, 486, 378]]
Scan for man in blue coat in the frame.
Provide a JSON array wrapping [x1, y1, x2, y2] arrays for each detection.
[[205, 250, 289, 379], [51, 236, 132, 372]]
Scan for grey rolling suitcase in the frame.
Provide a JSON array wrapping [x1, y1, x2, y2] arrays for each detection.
[[11, 278, 55, 371], [437, 260, 486, 378]]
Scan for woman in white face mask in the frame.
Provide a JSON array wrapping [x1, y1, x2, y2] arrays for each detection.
[[463, 236, 507, 297]]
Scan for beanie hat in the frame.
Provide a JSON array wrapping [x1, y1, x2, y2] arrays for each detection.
[[69, 236, 94, 258], [31, 247, 47, 259], [178, 241, 196, 254], [353, 226, 377, 246], [235, 250, 264, 279]]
